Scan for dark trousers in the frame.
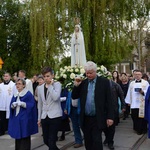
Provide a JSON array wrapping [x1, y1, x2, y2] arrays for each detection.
[[123, 104, 130, 118], [83, 116, 103, 150], [131, 108, 147, 133], [114, 111, 119, 126], [41, 116, 61, 150], [103, 124, 115, 145], [0, 111, 8, 135], [15, 136, 31, 150], [103, 111, 117, 145]]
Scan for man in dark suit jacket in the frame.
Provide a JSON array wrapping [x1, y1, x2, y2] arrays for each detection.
[[72, 61, 114, 150]]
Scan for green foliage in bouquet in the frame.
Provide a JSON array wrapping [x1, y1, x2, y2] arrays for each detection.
[[55, 65, 111, 91], [55, 66, 85, 91]]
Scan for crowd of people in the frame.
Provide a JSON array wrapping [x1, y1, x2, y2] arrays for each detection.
[[0, 62, 150, 150]]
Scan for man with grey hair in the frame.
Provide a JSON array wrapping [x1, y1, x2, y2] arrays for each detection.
[[72, 61, 114, 150]]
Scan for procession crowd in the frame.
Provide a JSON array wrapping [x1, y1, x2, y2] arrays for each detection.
[[0, 61, 150, 150]]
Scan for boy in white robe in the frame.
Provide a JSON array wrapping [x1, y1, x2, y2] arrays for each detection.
[[0, 72, 15, 135], [17, 70, 33, 94]]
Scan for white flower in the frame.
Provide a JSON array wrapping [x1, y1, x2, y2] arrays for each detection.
[[63, 74, 67, 79], [55, 74, 59, 79], [60, 73, 64, 77], [62, 69, 66, 73], [75, 68, 79, 72], [80, 68, 85, 74], [64, 66, 68, 69], [97, 72, 102, 76], [97, 67, 100, 70], [70, 73, 75, 79], [100, 65, 107, 72], [70, 69, 73, 72], [66, 82, 72, 87], [60, 68, 63, 71]]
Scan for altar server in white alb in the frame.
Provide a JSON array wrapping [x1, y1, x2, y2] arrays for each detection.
[[18, 70, 33, 94], [71, 24, 86, 67], [0, 72, 15, 135], [125, 69, 149, 135]]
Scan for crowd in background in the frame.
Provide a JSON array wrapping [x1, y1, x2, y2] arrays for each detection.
[[0, 63, 150, 150]]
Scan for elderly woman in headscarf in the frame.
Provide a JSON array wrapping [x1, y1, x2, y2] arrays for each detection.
[[71, 24, 86, 67], [8, 78, 38, 150]]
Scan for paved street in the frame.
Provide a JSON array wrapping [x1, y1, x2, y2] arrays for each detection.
[[0, 116, 150, 150]]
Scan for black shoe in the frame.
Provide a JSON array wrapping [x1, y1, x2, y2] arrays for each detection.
[[143, 131, 147, 134], [137, 132, 142, 135], [0, 132, 5, 136], [108, 144, 114, 150], [103, 140, 108, 145]]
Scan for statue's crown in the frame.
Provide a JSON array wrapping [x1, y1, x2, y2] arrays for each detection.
[[74, 17, 80, 25]]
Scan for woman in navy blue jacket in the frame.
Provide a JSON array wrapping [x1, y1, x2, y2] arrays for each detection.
[[8, 78, 38, 150]]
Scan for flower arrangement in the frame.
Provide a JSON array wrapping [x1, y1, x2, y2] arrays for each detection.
[[55, 65, 111, 91], [97, 65, 111, 78], [55, 65, 85, 91]]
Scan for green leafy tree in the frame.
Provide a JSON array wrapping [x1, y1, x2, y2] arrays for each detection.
[[0, 0, 31, 76], [29, 0, 149, 70], [1, 0, 149, 76]]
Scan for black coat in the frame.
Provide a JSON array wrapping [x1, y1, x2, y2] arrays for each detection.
[[110, 81, 126, 113], [72, 76, 114, 130]]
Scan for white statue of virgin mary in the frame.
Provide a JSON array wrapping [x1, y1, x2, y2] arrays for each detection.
[[71, 24, 86, 67]]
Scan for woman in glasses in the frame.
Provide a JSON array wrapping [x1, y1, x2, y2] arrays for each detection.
[[8, 78, 38, 150]]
